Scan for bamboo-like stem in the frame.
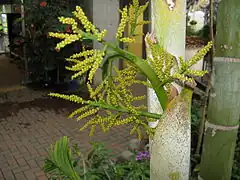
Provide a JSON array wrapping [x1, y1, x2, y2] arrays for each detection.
[[199, 0, 240, 179]]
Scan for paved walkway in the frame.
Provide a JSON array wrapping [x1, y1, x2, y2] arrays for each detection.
[[0, 93, 133, 180]]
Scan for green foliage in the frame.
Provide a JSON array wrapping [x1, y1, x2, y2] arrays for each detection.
[[44, 136, 150, 180], [17, 0, 87, 85], [43, 136, 81, 180], [48, 0, 212, 139]]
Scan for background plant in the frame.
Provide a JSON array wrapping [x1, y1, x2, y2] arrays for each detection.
[[44, 136, 150, 180], [14, 0, 87, 86]]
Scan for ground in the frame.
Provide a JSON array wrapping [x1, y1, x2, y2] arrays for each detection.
[[0, 55, 145, 180]]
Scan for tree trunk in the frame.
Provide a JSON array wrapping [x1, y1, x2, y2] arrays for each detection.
[[148, 0, 190, 179], [151, 88, 193, 179], [199, 0, 240, 179]]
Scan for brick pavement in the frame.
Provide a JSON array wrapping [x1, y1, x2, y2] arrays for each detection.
[[0, 94, 136, 180]]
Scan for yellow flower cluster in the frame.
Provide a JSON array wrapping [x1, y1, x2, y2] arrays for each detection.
[[146, 36, 212, 102], [106, 88, 119, 106], [55, 34, 81, 50], [68, 106, 90, 118], [47, 3, 157, 139], [70, 49, 95, 59], [171, 73, 193, 82], [97, 29, 107, 41], [116, 7, 128, 39], [66, 50, 105, 82], [115, 0, 149, 43], [58, 17, 78, 33], [58, 17, 76, 24], [88, 51, 105, 82], [49, 5, 107, 51], [76, 108, 99, 121], [49, 93, 85, 104], [49, 32, 69, 39], [114, 116, 136, 126], [73, 6, 98, 34], [136, 20, 151, 26], [64, 61, 152, 137], [133, 0, 139, 7], [147, 36, 176, 82], [72, 5, 107, 41], [87, 80, 107, 100], [186, 69, 208, 77], [119, 37, 135, 43], [128, 0, 149, 36], [128, 5, 135, 23], [186, 41, 213, 68]]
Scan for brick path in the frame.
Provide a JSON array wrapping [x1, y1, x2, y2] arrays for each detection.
[[0, 92, 135, 180]]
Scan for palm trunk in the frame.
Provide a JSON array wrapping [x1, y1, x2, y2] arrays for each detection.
[[148, 0, 190, 179], [151, 88, 193, 179], [199, 0, 240, 179]]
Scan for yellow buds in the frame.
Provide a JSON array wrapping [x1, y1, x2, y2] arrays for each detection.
[[68, 106, 90, 118], [88, 51, 105, 82], [133, 0, 139, 7], [76, 108, 99, 121], [116, 6, 128, 39], [187, 41, 213, 67], [66, 49, 105, 82], [58, 17, 77, 26], [49, 32, 69, 39], [119, 37, 135, 43], [49, 93, 85, 104], [55, 34, 81, 49], [73, 6, 95, 33], [97, 29, 107, 41]]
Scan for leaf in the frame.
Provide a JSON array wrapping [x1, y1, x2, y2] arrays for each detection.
[[43, 136, 81, 180], [101, 54, 121, 81]]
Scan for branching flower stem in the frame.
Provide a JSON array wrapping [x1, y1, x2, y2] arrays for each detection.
[[103, 42, 168, 110], [77, 30, 168, 110], [50, 93, 161, 119], [86, 101, 161, 119]]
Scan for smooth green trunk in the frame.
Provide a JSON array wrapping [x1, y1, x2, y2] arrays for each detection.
[[199, 0, 240, 179], [149, 0, 189, 179]]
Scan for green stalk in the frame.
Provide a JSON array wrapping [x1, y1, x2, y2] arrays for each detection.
[[105, 42, 168, 110], [199, 0, 240, 179], [50, 93, 161, 119], [86, 101, 161, 119]]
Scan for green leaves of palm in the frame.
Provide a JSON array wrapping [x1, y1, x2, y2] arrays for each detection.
[[43, 136, 81, 180]]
